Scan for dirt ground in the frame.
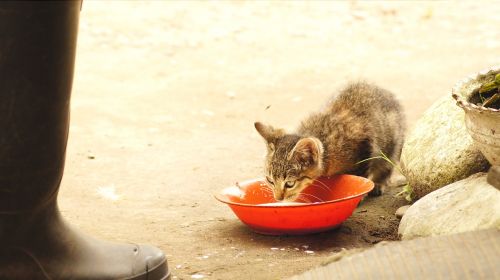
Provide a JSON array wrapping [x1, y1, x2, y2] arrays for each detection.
[[58, 1, 500, 279]]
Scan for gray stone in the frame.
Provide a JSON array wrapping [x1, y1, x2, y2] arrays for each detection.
[[400, 95, 490, 200], [395, 205, 410, 219], [398, 173, 500, 240], [388, 172, 408, 188]]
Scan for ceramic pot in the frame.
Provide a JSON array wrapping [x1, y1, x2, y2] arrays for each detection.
[[452, 66, 500, 188]]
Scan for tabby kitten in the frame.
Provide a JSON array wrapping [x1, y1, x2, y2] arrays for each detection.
[[255, 82, 405, 201]]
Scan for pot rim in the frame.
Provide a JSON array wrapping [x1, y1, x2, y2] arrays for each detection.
[[452, 65, 500, 113]]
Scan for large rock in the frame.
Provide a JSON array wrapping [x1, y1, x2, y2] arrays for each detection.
[[400, 95, 490, 200], [398, 173, 500, 240]]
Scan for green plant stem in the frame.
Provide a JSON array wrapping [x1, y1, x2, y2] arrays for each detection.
[[356, 150, 412, 201], [479, 92, 486, 103]]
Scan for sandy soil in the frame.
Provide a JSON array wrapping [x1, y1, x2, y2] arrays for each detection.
[[58, 1, 500, 279]]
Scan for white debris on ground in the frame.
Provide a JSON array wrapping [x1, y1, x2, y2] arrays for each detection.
[[270, 246, 315, 255], [201, 109, 215, 117], [291, 96, 303, 102], [96, 185, 121, 201], [234, 251, 245, 258], [225, 91, 236, 99]]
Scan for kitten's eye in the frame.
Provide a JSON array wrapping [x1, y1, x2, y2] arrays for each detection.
[[285, 181, 295, 188], [266, 176, 274, 185]]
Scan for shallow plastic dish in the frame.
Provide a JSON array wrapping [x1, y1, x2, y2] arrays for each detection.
[[215, 175, 374, 235]]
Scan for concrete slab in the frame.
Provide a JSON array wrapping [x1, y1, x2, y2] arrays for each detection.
[[57, 1, 500, 279], [291, 229, 500, 280]]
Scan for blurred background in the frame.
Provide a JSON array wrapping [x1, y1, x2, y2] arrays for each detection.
[[59, 1, 500, 279]]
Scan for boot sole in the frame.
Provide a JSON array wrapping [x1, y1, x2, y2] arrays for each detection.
[[126, 258, 170, 280]]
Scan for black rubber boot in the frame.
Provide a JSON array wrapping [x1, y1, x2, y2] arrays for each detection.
[[0, 2, 170, 279]]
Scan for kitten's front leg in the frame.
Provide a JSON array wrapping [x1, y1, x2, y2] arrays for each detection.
[[367, 160, 393, 196]]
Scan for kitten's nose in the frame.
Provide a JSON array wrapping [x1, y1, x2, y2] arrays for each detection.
[[274, 191, 284, 201]]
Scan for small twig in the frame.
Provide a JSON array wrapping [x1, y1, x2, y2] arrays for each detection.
[[483, 92, 500, 107]]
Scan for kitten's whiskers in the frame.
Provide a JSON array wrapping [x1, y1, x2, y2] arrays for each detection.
[[296, 195, 312, 203], [261, 189, 273, 194], [298, 193, 325, 203], [260, 186, 274, 193], [310, 181, 330, 192]]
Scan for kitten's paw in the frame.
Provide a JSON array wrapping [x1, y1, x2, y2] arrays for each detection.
[[368, 184, 384, 196]]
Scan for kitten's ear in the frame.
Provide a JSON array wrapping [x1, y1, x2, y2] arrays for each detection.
[[288, 137, 323, 166], [254, 122, 285, 144]]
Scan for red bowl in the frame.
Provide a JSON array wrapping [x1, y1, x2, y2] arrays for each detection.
[[215, 175, 374, 235]]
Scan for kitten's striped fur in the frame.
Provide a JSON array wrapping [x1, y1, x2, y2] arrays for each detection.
[[255, 82, 405, 201]]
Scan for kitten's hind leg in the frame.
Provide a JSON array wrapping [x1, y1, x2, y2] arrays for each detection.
[[367, 159, 393, 196]]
